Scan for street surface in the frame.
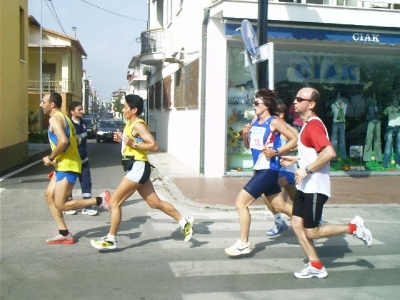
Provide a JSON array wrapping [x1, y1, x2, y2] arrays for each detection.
[[1, 141, 400, 300]]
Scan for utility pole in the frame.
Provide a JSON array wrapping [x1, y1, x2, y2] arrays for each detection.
[[257, 0, 268, 89]]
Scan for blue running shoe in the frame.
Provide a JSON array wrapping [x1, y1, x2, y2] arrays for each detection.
[[266, 221, 288, 237]]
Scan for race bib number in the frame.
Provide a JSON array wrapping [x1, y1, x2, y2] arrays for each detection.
[[249, 127, 266, 150]]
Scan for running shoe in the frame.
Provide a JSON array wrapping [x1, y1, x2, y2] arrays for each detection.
[[98, 190, 111, 211], [90, 236, 117, 250], [82, 208, 98, 216], [294, 263, 328, 279], [46, 232, 75, 245], [350, 215, 372, 247], [224, 239, 251, 256], [63, 210, 77, 215], [183, 216, 194, 242], [266, 221, 288, 237]]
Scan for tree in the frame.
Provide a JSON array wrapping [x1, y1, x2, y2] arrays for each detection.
[[114, 93, 124, 114]]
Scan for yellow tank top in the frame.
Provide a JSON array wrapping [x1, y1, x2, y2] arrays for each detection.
[[48, 111, 82, 173], [121, 119, 148, 161]]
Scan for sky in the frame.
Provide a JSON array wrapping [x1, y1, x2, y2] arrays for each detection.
[[28, 0, 148, 102]]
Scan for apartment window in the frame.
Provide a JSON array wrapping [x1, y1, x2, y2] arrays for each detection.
[[42, 63, 56, 92], [19, 7, 25, 61]]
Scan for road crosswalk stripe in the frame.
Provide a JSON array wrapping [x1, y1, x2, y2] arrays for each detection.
[[170, 254, 400, 277], [157, 234, 383, 249], [181, 285, 400, 300]]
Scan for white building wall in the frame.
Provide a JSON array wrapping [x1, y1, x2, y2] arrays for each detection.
[[203, 18, 228, 178]]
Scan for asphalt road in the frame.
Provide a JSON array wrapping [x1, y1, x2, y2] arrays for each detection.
[[1, 140, 400, 300]]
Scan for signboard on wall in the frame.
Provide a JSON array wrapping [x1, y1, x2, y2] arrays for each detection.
[[286, 57, 360, 84]]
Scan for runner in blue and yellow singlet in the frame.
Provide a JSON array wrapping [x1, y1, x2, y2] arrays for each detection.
[[40, 92, 110, 245]]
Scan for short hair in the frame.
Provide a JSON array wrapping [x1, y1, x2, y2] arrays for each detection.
[[254, 88, 280, 117], [49, 92, 63, 108], [69, 101, 82, 113], [277, 102, 289, 122], [125, 94, 144, 115], [310, 88, 320, 109]]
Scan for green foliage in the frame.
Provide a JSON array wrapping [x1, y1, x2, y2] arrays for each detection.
[[28, 110, 39, 131], [28, 130, 48, 143], [114, 93, 124, 114]]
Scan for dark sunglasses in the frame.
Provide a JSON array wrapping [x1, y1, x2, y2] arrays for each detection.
[[253, 100, 264, 106], [294, 96, 313, 103]]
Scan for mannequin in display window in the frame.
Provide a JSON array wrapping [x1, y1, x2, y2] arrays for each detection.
[[363, 93, 383, 162], [330, 92, 348, 160], [382, 96, 400, 168]]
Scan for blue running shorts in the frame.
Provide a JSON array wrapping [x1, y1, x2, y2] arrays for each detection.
[[55, 171, 79, 185], [279, 170, 295, 185], [244, 169, 281, 198]]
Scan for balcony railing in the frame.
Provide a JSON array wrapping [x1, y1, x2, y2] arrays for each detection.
[[28, 79, 75, 93], [141, 28, 165, 55]]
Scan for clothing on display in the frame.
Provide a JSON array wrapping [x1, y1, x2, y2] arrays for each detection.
[[330, 93, 348, 159], [382, 98, 400, 168], [363, 94, 383, 162]]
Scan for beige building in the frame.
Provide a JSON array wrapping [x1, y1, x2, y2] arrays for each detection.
[[0, 0, 29, 172], [28, 16, 87, 130]]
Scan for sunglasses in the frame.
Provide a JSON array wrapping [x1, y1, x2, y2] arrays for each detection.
[[253, 100, 264, 106], [294, 96, 313, 103]]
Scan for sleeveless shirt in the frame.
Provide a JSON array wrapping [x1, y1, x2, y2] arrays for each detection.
[[121, 118, 148, 161], [48, 111, 81, 173]]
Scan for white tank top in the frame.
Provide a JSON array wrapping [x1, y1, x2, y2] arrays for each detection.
[[296, 116, 331, 197]]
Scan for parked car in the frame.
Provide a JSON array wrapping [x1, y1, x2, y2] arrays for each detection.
[[96, 119, 125, 143], [82, 117, 97, 139], [107, 111, 114, 118], [84, 113, 99, 124]]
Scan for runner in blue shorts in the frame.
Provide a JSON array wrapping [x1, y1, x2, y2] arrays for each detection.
[[224, 88, 297, 257]]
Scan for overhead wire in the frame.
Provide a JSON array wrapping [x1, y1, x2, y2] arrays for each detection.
[[46, 0, 67, 35], [80, 0, 147, 22]]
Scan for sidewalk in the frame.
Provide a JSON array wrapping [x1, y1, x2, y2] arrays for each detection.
[[27, 144, 400, 208], [148, 152, 400, 208]]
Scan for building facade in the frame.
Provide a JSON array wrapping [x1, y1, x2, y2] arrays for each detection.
[[0, 0, 29, 172], [28, 16, 87, 130], [140, 0, 400, 177]]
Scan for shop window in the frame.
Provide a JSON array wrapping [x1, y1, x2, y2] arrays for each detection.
[[273, 49, 400, 171], [226, 48, 254, 172]]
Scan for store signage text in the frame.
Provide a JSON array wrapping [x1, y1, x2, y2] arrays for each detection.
[[352, 33, 380, 43], [288, 58, 360, 84]]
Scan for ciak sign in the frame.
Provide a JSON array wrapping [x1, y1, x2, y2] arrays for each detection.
[[352, 33, 380, 43]]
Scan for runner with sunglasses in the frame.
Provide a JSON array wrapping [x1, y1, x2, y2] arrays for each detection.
[[281, 87, 372, 279], [225, 88, 297, 256]]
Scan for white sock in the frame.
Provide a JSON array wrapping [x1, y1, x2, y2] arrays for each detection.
[[274, 213, 284, 225], [178, 217, 187, 228], [107, 234, 115, 241]]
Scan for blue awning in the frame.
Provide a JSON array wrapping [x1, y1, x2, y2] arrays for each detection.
[[225, 23, 400, 46]]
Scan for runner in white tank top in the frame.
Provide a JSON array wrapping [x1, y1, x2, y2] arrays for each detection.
[[281, 87, 372, 279]]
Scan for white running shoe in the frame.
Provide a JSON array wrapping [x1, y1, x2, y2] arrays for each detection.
[[294, 263, 328, 279], [224, 240, 251, 256], [350, 215, 372, 247], [90, 236, 117, 250], [182, 216, 194, 242], [82, 208, 98, 216], [63, 210, 77, 215]]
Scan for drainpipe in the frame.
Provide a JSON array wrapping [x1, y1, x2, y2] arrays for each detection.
[[200, 7, 210, 174]]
